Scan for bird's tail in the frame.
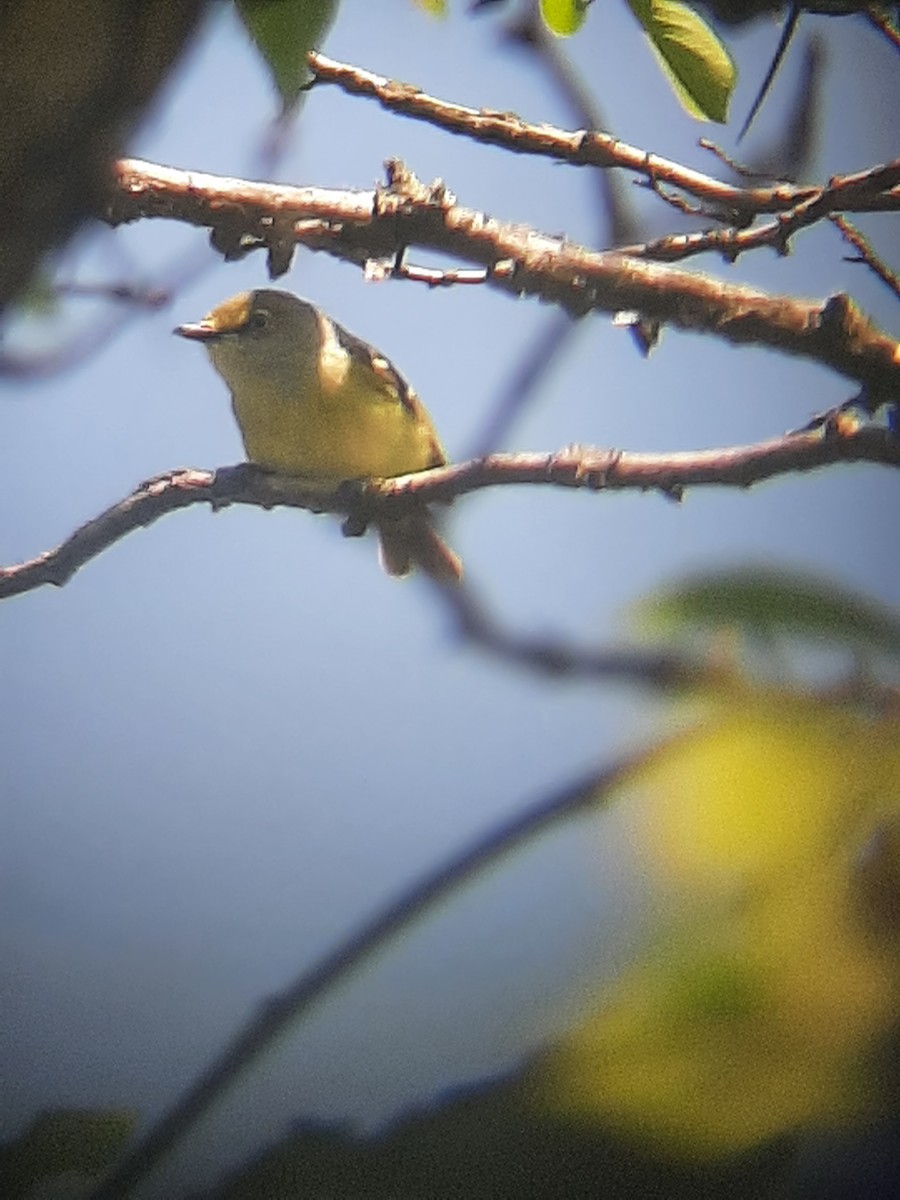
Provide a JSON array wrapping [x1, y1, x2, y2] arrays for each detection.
[[377, 512, 462, 584]]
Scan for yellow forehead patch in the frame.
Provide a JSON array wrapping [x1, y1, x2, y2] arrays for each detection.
[[208, 292, 252, 333]]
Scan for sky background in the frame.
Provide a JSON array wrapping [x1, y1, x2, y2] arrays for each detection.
[[2, 2, 898, 1195]]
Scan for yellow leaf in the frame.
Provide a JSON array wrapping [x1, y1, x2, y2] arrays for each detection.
[[534, 695, 900, 1157]]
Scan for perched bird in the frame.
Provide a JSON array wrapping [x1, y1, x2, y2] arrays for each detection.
[[175, 289, 462, 583]]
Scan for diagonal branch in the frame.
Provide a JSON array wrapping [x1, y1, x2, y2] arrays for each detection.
[[2, 425, 897, 602], [305, 52, 900, 224], [106, 159, 900, 397], [829, 214, 900, 303]]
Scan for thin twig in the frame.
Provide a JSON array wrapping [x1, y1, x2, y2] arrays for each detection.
[[698, 139, 772, 181], [745, 35, 824, 181], [829, 214, 900, 303], [622, 159, 900, 264], [441, 585, 717, 689], [737, 3, 802, 142], [369, 255, 492, 287]]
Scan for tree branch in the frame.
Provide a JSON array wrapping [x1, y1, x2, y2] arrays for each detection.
[[305, 52, 900, 225], [106, 159, 900, 398], [439, 584, 716, 689], [3, 425, 897, 602]]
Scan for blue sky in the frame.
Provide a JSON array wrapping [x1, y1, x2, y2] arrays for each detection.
[[1, 3, 898, 1194]]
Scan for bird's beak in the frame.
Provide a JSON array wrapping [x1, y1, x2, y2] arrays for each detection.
[[173, 320, 219, 342]]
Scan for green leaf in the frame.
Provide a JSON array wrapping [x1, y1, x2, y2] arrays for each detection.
[[627, 0, 735, 123], [540, 0, 589, 37], [538, 695, 900, 1158], [413, 0, 447, 14], [235, 0, 339, 106], [634, 567, 900, 659]]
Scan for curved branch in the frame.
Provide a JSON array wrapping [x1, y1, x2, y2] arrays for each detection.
[[305, 52, 900, 223], [618, 168, 900, 264], [384, 424, 900, 506], [2, 425, 897, 602], [106, 159, 900, 397]]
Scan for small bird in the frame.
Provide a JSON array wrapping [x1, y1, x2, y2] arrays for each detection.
[[175, 289, 462, 583]]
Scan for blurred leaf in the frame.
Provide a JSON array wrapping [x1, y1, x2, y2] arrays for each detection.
[[14, 271, 59, 317], [627, 0, 736, 122], [537, 695, 900, 1157], [413, 0, 447, 14], [539, 0, 589, 36], [747, 34, 825, 177], [629, 695, 900, 887], [0, 1108, 136, 1199], [634, 567, 900, 660], [235, 0, 339, 105]]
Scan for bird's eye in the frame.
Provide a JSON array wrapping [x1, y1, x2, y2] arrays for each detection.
[[249, 309, 269, 331]]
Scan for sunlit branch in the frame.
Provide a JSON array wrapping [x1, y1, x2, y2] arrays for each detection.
[[106, 159, 900, 397], [305, 52, 900, 224]]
